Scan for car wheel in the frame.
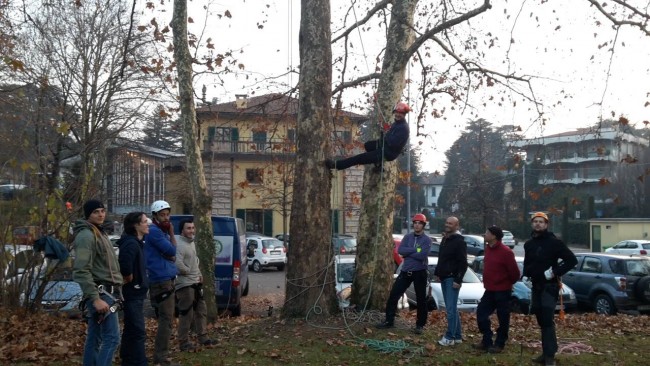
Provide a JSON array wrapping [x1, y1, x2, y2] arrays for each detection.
[[252, 260, 263, 272], [593, 294, 617, 315], [242, 279, 250, 296], [634, 276, 650, 302], [276, 264, 285, 271]]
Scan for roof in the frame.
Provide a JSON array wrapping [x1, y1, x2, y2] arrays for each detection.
[[196, 93, 367, 121], [420, 173, 445, 185], [588, 218, 650, 223]]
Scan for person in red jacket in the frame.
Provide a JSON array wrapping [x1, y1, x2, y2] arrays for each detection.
[[473, 225, 520, 354]]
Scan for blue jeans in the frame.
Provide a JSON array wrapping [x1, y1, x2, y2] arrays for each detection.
[[83, 294, 121, 366], [441, 277, 462, 340], [120, 298, 147, 365]]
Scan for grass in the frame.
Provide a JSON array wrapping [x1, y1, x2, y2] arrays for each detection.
[[3, 304, 649, 365], [171, 309, 650, 366]]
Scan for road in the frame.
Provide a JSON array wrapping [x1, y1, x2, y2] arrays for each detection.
[[247, 268, 286, 296]]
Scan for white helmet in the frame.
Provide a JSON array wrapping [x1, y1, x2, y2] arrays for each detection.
[[151, 200, 171, 214]]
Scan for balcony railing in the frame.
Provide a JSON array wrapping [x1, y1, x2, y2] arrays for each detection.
[[204, 139, 295, 154]]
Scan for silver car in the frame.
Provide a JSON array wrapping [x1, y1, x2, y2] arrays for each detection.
[[398, 257, 485, 312], [502, 230, 516, 249]]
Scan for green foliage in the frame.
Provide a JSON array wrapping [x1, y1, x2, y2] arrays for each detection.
[[438, 119, 514, 229]]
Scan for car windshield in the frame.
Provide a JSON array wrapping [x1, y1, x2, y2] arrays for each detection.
[[626, 260, 650, 276], [337, 262, 355, 283], [426, 264, 481, 283], [642, 243, 650, 249], [261, 239, 284, 249]]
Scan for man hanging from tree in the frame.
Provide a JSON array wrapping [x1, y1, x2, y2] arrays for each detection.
[[325, 102, 410, 170]]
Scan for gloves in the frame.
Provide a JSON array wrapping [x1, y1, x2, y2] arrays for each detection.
[[521, 276, 532, 289], [544, 267, 554, 280]]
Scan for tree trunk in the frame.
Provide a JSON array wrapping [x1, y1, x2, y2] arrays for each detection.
[[282, 0, 335, 318], [171, 0, 217, 321], [351, 0, 417, 311]]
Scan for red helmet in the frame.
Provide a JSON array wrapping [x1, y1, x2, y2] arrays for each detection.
[[412, 213, 427, 223], [393, 102, 411, 114]]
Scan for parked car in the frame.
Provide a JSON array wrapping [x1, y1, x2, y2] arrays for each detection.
[[336, 255, 407, 309], [398, 257, 485, 312], [27, 260, 83, 318], [170, 215, 250, 316], [502, 230, 516, 249], [463, 234, 486, 256], [562, 253, 650, 315], [332, 234, 357, 254], [471, 256, 577, 314], [275, 234, 290, 245], [605, 240, 650, 256], [246, 235, 287, 272]]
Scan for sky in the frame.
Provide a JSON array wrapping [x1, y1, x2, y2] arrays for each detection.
[[149, 1, 650, 174]]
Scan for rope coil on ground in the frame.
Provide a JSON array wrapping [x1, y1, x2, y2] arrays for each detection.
[[522, 340, 595, 355]]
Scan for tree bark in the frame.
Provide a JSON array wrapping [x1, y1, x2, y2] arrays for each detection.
[[282, 0, 335, 318], [351, 0, 417, 311], [171, 0, 217, 321]]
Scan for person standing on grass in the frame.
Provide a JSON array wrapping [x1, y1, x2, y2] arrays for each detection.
[[118, 212, 150, 366], [434, 216, 467, 346], [375, 213, 431, 334], [175, 218, 215, 351], [523, 212, 577, 366], [473, 225, 520, 354], [73, 199, 123, 366]]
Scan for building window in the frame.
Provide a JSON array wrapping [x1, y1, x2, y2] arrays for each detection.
[[431, 187, 437, 197], [333, 130, 352, 144], [287, 129, 296, 142], [208, 127, 238, 142], [253, 131, 267, 150], [246, 168, 263, 184]]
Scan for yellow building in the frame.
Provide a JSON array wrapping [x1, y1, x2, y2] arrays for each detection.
[[589, 218, 650, 252], [184, 93, 368, 237]]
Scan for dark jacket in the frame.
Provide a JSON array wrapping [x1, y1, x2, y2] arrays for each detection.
[[523, 230, 577, 285], [382, 119, 409, 160], [118, 234, 149, 300], [434, 232, 468, 285], [398, 232, 431, 272]]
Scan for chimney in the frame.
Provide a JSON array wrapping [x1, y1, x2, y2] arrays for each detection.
[[235, 94, 248, 109]]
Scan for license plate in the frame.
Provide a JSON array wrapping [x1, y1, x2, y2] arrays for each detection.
[[555, 304, 564, 310], [271, 251, 281, 255], [637, 304, 650, 311]]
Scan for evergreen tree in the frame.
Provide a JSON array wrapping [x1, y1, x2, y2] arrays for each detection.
[[139, 105, 182, 152]]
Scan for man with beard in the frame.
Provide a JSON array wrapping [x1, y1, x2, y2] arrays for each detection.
[[325, 102, 410, 170], [523, 212, 577, 366], [145, 200, 179, 366]]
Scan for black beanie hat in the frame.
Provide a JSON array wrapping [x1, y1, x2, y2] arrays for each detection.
[[83, 199, 105, 219], [487, 225, 504, 240]]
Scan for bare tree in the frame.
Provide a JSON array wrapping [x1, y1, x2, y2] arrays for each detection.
[[171, 0, 218, 320], [15, 0, 161, 205]]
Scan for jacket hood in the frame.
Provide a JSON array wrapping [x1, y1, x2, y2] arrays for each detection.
[[531, 230, 557, 239], [72, 219, 96, 235]]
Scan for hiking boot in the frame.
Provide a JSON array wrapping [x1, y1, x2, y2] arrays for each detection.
[[200, 338, 216, 346], [412, 326, 424, 335], [375, 321, 394, 329], [325, 159, 336, 169], [488, 345, 504, 354], [179, 342, 196, 352], [532, 354, 545, 364], [438, 336, 455, 346], [472, 342, 489, 351]]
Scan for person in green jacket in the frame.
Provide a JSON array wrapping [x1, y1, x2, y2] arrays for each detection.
[[73, 199, 123, 366]]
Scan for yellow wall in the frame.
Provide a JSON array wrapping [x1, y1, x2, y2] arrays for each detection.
[[590, 221, 650, 251]]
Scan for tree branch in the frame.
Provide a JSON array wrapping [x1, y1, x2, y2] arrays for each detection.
[[331, 0, 392, 44], [587, 0, 650, 36]]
